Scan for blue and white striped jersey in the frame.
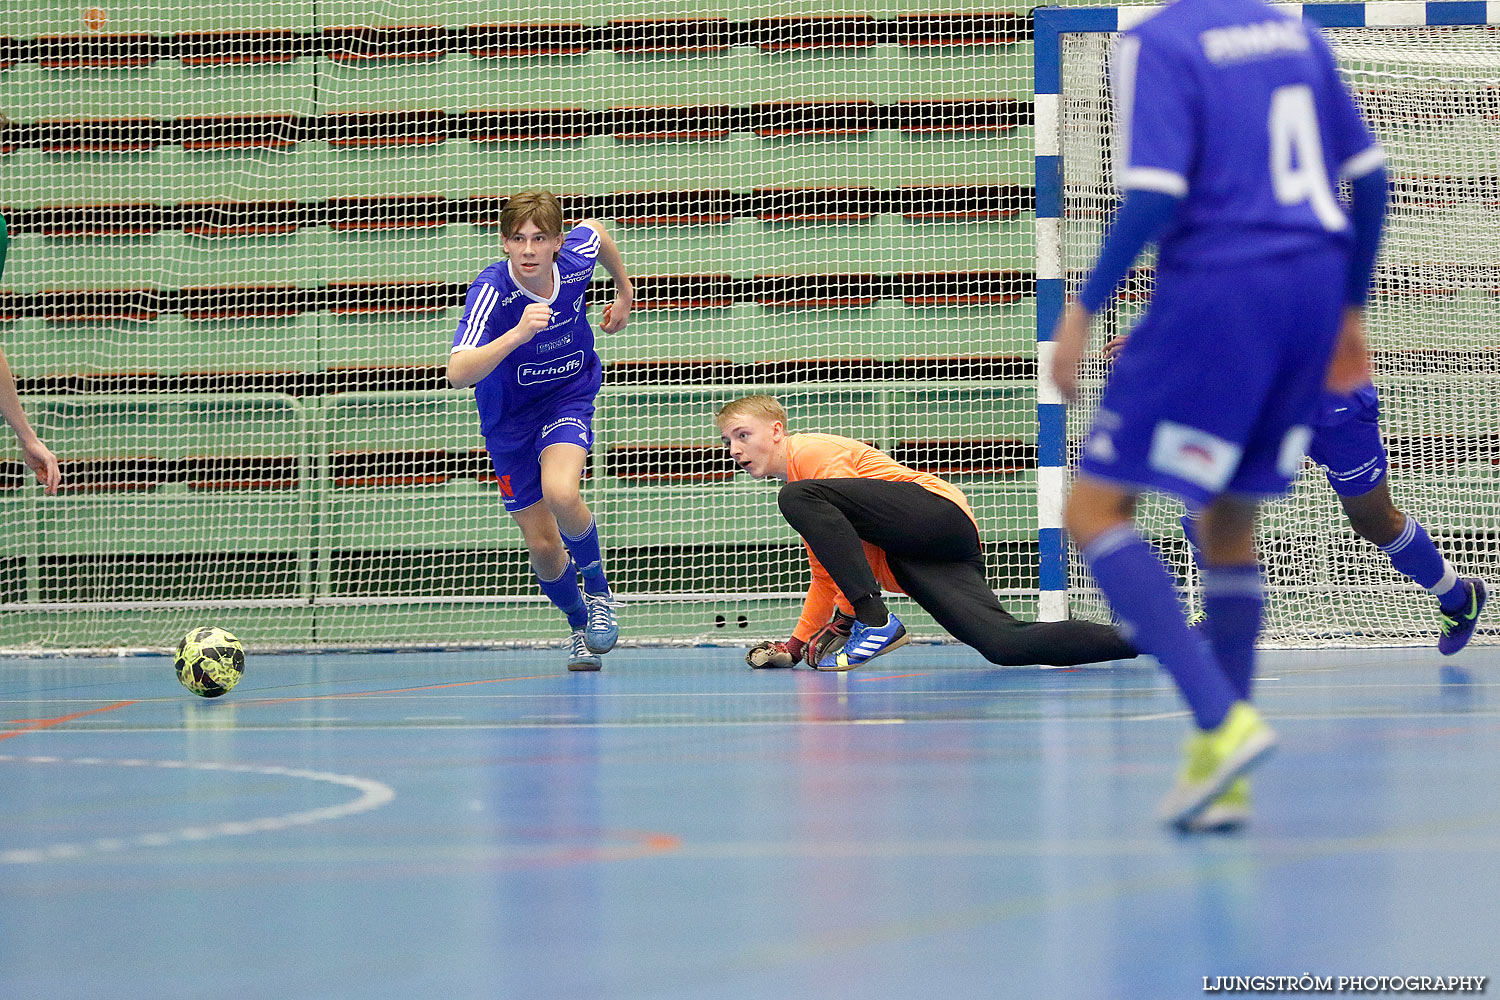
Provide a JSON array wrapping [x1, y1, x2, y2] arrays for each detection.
[[1112, 0, 1384, 268], [451, 223, 604, 441]]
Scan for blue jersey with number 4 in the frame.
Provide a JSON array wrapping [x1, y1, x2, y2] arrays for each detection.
[[451, 223, 604, 443], [1114, 0, 1383, 269]]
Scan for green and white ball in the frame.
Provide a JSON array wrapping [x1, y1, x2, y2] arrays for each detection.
[[174, 626, 245, 698]]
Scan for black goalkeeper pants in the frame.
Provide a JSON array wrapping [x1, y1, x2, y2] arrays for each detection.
[[777, 478, 1137, 667]]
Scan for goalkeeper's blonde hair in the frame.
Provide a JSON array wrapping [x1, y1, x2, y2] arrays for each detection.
[[716, 394, 787, 430]]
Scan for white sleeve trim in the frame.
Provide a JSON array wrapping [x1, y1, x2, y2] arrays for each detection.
[[449, 343, 477, 354], [1340, 145, 1386, 180], [1120, 166, 1189, 196], [569, 223, 601, 259], [1110, 36, 1141, 192], [454, 282, 499, 350]]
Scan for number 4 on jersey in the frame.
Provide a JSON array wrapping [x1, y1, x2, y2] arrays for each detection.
[[1269, 83, 1347, 232]]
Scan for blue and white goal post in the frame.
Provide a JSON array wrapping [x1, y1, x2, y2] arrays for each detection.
[[1032, 1, 1500, 637]]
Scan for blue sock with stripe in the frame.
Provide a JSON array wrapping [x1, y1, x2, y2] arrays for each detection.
[[1082, 525, 1236, 730], [536, 560, 586, 630], [561, 518, 611, 598], [1378, 515, 1463, 612], [1201, 564, 1264, 701]]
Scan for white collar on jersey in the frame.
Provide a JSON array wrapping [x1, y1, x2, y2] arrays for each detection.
[[507, 260, 561, 304]]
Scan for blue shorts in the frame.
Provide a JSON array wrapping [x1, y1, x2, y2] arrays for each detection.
[[485, 399, 596, 513], [1078, 247, 1348, 506], [1309, 384, 1387, 497]]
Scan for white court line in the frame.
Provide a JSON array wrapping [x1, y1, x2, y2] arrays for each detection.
[[0, 754, 395, 864]]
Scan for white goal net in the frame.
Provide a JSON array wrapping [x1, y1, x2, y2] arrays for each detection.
[[1, 3, 1040, 652], [7, 2, 1493, 654], [1052, 9, 1500, 646]]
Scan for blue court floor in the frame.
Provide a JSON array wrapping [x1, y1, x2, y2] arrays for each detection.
[[2, 643, 1497, 1000]]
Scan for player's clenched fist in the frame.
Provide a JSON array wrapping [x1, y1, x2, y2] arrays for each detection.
[[746, 639, 798, 669], [513, 302, 552, 342], [599, 296, 632, 333]]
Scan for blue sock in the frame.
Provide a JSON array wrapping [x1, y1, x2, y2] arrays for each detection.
[[1082, 525, 1237, 730], [1378, 515, 1463, 611], [561, 518, 611, 597], [1201, 564, 1263, 701], [536, 560, 586, 630], [1179, 508, 1203, 563], [1179, 508, 1206, 618]]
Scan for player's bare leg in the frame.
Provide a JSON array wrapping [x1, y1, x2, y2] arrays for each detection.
[[1061, 476, 1137, 548], [1337, 480, 1404, 546], [1195, 495, 1258, 565], [539, 442, 591, 540]]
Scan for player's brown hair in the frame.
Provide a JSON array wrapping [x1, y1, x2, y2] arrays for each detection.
[[715, 394, 787, 431], [500, 190, 563, 238]]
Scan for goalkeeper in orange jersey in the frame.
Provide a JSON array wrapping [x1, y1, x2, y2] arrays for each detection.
[[715, 394, 1137, 670]]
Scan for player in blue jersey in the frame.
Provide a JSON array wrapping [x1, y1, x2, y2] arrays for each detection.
[[447, 191, 633, 671], [0, 213, 60, 494], [1048, 0, 1389, 830]]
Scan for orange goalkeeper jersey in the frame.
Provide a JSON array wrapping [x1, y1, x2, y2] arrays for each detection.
[[784, 433, 978, 643]]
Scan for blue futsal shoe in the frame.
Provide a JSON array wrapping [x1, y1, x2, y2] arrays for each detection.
[[815, 613, 908, 671], [583, 592, 620, 655], [1438, 578, 1487, 656]]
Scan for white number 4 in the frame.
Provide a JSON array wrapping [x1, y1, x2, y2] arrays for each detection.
[[1269, 84, 1346, 231]]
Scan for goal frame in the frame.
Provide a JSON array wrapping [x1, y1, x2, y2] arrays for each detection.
[[1031, 0, 1500, 622]]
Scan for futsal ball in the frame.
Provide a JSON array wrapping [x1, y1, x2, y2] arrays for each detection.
[[174, 626, 245, 698]]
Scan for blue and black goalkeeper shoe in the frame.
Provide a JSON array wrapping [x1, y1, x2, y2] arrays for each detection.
[[815, 613, 908, 671]]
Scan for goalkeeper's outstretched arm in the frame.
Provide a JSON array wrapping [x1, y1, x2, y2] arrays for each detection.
[[747, 568, 847, 668], [747, 609, 856, 669]]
